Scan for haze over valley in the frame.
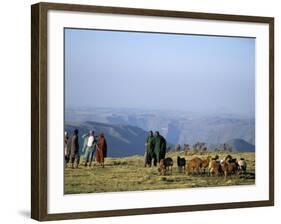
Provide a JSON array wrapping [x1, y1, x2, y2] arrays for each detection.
[[65, 107, 255, 157]]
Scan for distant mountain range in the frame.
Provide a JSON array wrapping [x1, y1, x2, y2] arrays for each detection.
[[66, 108, 255, 143], [226, 138, 255, 152]]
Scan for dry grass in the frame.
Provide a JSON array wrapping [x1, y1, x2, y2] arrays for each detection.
[[64, 151, 255, 194]]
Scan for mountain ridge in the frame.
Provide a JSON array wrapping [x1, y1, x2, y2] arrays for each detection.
[[226, 138, 255, 152], [65, 120, 255, 157]]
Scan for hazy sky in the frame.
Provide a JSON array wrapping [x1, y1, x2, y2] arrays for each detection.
[[65, 28, 255, 117]]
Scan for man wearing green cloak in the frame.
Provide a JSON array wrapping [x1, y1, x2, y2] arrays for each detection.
[[145, 131, 156, 167], [154, 131, 167, 164], [81, 132, 89, 156]]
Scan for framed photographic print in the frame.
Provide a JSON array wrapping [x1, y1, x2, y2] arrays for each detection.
[[31, 2, 274, 221]]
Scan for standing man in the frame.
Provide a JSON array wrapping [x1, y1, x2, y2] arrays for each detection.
[[145, 131, 155, 167], [70, 129, 80, 169], [154, 131, 167, 165], [84, 130, 97, 167], [81, 132, 89, 157]]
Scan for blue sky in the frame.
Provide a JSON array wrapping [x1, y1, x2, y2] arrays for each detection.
[[65, 28, 255, 117]]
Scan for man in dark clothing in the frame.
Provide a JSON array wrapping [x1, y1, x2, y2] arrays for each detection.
[[154, 131, 166, 165], [69, 129, 80, 168], [144, 131, 156, 167]]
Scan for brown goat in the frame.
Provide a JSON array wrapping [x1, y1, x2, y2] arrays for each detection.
[[201, 156, 211, 174], [220, 155, 239, 178], [209, 161, 221, 176], [185, 157, 203, 175]]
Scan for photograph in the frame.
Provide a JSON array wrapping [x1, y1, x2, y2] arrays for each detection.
[[63, 28, 256, 194]]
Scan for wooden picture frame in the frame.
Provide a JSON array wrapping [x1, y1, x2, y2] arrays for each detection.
[[31, 2, 274, 221]]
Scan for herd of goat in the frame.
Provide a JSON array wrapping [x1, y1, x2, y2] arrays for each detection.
[[158, 155, 247, 178]]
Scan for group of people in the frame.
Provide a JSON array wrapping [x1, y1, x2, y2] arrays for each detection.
[[64, 129, 107, 169], [144, 131, 167, 167], [64, 129, 166, 169]]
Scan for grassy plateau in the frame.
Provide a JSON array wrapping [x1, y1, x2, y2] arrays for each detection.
[[64, 151, 255, 194]]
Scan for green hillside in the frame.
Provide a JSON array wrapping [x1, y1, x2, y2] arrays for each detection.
[[64, 151, 255, 194]]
